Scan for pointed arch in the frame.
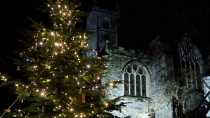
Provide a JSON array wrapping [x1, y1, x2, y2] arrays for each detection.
[[122, 60, 150, 97], [178, 35, 202, 89]]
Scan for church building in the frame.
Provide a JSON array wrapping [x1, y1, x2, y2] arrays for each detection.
[[85, 7, 210, 118]]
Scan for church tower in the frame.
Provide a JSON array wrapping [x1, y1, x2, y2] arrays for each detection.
[[86, 7, 118, 55]]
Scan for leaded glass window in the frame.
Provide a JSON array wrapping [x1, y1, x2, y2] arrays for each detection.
[[123, 62, 149, 97]]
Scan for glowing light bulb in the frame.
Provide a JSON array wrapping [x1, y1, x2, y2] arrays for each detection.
[[96, 76, 100, 80], [70, 108, 74, 112], [58, 105, 62, 108], [39, 42, 43, 46], [45, 65, 51, 69], [33, 65, 38, 69], [77, 81, 80, 85], [1, 76, 7, 82], [109, 82, 114, 87], [104, 102, 109, 107], [51, 32, 55, 36], [54, 42, 60, 47], [54, 52, 58, 56], [18, 109, 22, 112], [40, 90, 46, 97], [62, 12, 66, 16], [41, 32, 45, 36], [86, 64, 91, 69], [36, 89, 40, 92], [46, 79, 51, 82], [64, 5, 67, 9], [40, 92, 45, 96], [65, 75, 69, 79], [84, 34, 87, 39]]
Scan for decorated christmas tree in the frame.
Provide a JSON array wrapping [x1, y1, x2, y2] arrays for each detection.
[[0, 0, 117, 117]]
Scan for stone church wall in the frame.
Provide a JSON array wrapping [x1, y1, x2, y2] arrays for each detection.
[[102, 48, 174, 118]]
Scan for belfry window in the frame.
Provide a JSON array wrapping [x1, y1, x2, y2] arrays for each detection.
[[123, 62, 149, 97]]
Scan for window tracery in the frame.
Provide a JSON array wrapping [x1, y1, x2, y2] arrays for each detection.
[[123, 62, 149, 97]]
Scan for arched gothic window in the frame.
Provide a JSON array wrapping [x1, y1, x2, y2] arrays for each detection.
[[122, 62, 150, 97], [178, 35, 202, 89]]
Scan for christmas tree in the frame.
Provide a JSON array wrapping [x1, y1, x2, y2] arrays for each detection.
[[0, 0, 115, 117]]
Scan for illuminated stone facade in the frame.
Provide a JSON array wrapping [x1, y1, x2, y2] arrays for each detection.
[[86, 8, 206, 118], [102, 46, 174, 118]]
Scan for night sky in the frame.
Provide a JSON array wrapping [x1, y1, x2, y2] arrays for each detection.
[[1, 0, 44, 55], [0, 0, 47, 73], [120, 0, 209, 50]]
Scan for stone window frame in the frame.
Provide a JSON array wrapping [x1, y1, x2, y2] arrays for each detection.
[[185, 61, 201, 89], [178, 38, 202, 89], [122, 61, 150, 97]]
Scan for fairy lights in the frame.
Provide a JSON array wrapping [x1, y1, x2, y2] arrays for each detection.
[[40, 89, 47, 97], [0, 75, 7, 82], [0, 0, 111, 117], [86, 64, 91, 69], [69, 108, 74, 112], [15, 84, 19, 87], [45, 64, 51, 70], [39, 41, 43, 46], [51, 31, 55, 36]]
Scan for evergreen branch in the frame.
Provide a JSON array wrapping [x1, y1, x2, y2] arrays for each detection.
[[0, 97, 19, 118]]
